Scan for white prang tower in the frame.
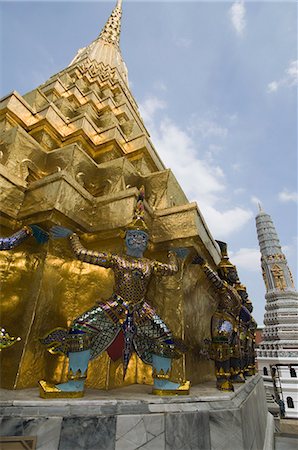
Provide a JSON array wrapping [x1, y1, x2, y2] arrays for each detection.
[[256, 206, 298, 419]]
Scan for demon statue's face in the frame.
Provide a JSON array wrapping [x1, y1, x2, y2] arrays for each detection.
[[125, 230, 149, 257], [218, 266, 239, 285]]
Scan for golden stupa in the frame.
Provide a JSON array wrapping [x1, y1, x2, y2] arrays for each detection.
[[0, 0, 221, 390]]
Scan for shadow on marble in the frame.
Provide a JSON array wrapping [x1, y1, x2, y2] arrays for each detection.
[[209, 409, 243, 450], [275, 435, 298, 450], [240, 379, 267, 450], [165, 410, 211, 450], [0, 416, 62, 450], [58, 416, 116, 450]]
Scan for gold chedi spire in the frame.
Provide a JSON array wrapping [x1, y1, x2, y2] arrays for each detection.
[[69, 0, 127, 83], [99, 0, 123, 46], [0, 0, 225, 392]]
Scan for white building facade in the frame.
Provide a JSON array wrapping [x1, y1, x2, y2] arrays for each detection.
[[256, 207, 298, 419]]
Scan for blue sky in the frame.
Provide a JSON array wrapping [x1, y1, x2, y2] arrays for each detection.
[[0, 0, 297, 326]]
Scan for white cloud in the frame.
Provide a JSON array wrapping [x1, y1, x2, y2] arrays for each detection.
[[230, 247, 261, 272], [154, 117, 225, 204], [139, 97, 166, 125], [286, 60, 298, 83], [278, 189, 298, 203], [267, 81, 278, 93], [208, 144, 222, 154], [139, 95, 253, 238], [188, 118, 228, 139], [231, 162, 242, 172], [234, 187, 246, 195], [205, 144, 223, 163], [229, 1, 246, 36], [203, 206, 253, 238], [267, 59, 298, 93], [173, 37, 192, 48], [228, 113, 238, 123], [251, 196, 263, 209], [153, 80, 168, 92]]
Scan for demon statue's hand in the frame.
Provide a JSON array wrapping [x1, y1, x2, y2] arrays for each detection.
[[28, 225, 49, 244], [192, 254, 205, 265], [50, 226, 73, 239]]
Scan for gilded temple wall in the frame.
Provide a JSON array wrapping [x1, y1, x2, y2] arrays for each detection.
[[0, 221, 218, 389]]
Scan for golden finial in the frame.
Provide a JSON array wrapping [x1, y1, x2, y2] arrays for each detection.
[[99, 0, 123, 46]]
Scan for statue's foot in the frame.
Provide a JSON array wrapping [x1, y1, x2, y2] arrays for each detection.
[[231, 373, 245, 383], [39, 380, 85, 399], [216, 379, 234, 391], [152, 379, 190, 396]]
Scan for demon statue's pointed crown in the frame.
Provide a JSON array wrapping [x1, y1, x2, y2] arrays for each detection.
[[216, 240, 239, 284]]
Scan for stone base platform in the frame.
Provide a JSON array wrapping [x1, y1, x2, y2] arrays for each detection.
[[0, 375, 274, 450]]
